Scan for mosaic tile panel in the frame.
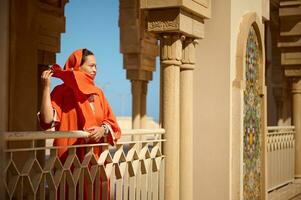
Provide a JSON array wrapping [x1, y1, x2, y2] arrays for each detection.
[[243, 25, 262, 200]]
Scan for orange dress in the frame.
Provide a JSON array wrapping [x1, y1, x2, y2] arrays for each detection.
[[40, 49, 121, 200], [47, 50, 121, 161]]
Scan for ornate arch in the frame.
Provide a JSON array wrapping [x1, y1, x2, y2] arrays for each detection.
[[232, 12, 266, 200]]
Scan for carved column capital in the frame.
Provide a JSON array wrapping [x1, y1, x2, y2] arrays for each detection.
[[181, 37, 198, 70], [160, 34, 183, 66]]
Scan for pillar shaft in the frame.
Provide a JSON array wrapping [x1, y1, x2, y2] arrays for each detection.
[[292, 78, 301, 178], [180, 38, 196, 200], [140, 81, 148, 128], [131, 80, 148, 128], [160, 34, 182, 200], [132, 80, 142, 129]]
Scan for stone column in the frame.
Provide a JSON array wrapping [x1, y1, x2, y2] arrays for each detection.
[[292, 78, 301, 178], [131, 80, 148, 139], [119, 0, 157, 132], [140, 81, 148, 128], [160, 34, 182, 200], [180, 38, 197, 200], [132, 80, 142, 129]]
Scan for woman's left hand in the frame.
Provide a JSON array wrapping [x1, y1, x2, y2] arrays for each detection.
[[87, 126, 105, 142]]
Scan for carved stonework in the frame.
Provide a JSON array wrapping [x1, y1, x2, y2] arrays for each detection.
[[160, 34, 183, 65], [181, 38, 198, 69], [147, 8, 205, 39], [148, 15, 179, 32]]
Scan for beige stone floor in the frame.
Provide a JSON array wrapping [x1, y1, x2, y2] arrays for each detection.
[[268, 179, 301, 200]]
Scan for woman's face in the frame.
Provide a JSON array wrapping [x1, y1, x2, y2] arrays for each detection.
[[79, 55, 97, 79]]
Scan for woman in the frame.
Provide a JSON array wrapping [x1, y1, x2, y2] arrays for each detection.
[[39, 48, 121, 161], [39, 48, 121, 199]]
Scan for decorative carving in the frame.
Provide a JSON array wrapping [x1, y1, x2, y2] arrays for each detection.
[[160, 34, 183, 65], [147, 8, 205, 38], [181, 38, 198, 69], [148, 20, 179, 32]]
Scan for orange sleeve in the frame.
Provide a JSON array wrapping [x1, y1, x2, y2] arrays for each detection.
[[101, 92, 121, 145], [50, 85, 63, 126]]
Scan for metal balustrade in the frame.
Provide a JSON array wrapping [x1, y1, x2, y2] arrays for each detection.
[[267, 126, 295, 192], [2, 129, 165, 200]]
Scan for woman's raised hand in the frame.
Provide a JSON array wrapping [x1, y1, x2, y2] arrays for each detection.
[[41, 69, 53, 88]]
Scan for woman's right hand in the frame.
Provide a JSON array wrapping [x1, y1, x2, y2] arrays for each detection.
[[41, 69, 53, 88]]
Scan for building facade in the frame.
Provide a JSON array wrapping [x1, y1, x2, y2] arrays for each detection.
[[1, 0, 301, 199]]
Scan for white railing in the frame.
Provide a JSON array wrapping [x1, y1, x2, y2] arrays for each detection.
[[2, 129, 165, 200], [267, 126, 295, 192]]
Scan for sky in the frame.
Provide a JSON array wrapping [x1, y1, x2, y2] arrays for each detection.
[[54, 0, 160, 121]]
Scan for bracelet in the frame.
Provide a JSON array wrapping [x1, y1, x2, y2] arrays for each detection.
[[102, 124, 109, 136]]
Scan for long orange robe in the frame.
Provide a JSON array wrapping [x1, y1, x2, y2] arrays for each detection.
[[40, 49, 121, 199], [48, 49, 121, 160]]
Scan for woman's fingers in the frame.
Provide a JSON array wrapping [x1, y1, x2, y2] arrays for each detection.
[[43, 70, 53, 78], [41, 70, 51, 80], [87, 127, 103, 142], [41, 69, 53, 88], [89, 130, 99, 138], [89, 133, 100, 142]]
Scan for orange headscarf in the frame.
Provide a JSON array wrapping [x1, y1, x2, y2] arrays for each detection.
[[49, 49, 121, 160], [64, 49, 82, 71]]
